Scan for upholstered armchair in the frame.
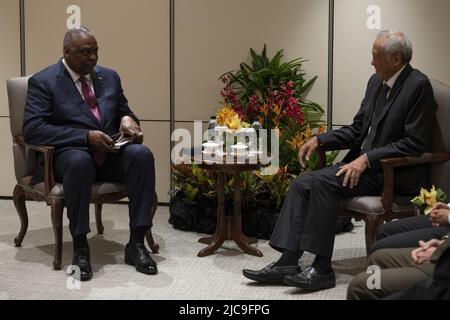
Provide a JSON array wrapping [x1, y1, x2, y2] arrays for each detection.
[[7, 76, 159, 270], [317, 79, 450, 253]]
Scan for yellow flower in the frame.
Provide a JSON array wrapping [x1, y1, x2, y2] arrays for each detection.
[[227, 115, 242, 130], [287, 131, 306, 151], [303, 126, 313, 140], [411, 185, 440, 215], [261, 104, 269, 117], [317, 124, 325, 135], [215, 105, 249, 130], [273, 105, 282, 117], [216, 105, 238, 127]]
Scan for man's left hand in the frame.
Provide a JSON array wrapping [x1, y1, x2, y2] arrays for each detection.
[[430, 207, 450, 227], [119, 115, 144, 144], [411, 239, 443, 265], [336, 155, 368, 189]]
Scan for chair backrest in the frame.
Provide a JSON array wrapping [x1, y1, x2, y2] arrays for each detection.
[[6, 76, 36, 183], [430, 79, 450, 196]]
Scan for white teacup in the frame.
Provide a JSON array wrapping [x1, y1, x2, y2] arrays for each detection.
[[202, 141, 220, 154], [231, 142, 248, 156]]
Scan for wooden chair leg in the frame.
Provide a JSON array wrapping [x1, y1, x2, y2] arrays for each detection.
[[146, 192, 159, 253], [13, 185, 28, 247], [95, 203, 104, 234], [50, 198, 64, 270], [364, 215, 383, 255]]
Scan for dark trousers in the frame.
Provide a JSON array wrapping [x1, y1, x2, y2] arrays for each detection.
[[54, 144, 155, 238], [269, 163, 382, 258], [370, 215, 450, 254]]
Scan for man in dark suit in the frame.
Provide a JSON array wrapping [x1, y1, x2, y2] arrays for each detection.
[[347, 231, 450, 300], [242, 30, 437, 291], [370, 202, 450, 254], [23, 27, 157, 281]]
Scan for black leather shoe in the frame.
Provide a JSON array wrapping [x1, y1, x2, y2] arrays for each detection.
[[125, 242, 157, 275], [242, 262, 301, 284], [283, 266, 336, 290], [72, 248, 93, 282]]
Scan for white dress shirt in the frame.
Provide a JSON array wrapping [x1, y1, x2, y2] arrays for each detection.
[[62, 58, 95, 99]]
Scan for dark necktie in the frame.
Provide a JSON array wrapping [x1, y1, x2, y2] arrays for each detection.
[[361, 83, 391, 153], [79, 76, 105, 166]]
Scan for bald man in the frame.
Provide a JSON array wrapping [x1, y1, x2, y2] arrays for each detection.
[[243, 30, 437, 292], [23, 27, 157, 281]]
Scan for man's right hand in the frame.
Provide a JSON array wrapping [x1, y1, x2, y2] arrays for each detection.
[[411, 239, 444, 265], [87, 130, 116, 153], [430, 202, 450, 227], [298, 136, 319, 168]]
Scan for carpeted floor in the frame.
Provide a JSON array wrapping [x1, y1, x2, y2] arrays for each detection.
[[0, 200, 367, 300]]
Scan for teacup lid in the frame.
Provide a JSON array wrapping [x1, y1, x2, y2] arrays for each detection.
[[231, 143, 248, 150], [202, 141, 220, 148], [214, 126, 228, 130], [238, 128, 256, 133]]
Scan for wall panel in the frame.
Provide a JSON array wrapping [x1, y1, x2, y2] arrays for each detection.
[[141, 121, 171, 203], [0, 0, 21, 116], [334, 0, 450, 126], [0, 0, 21, 196], [0, 118, 17, 196], [25, 0, 169, 120], [175, 0, 329, 122]]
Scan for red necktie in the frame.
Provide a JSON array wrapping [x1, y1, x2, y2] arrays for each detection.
[[79, 76, 105, 166]]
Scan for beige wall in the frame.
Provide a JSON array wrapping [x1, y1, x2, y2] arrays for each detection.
[[0, 0, 20, 195], [175, 0, 329, 122], [334, 0, 450, 125], [24, 0, 171, 201]]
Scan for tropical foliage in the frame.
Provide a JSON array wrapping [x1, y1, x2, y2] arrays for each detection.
[[170, 46, 339, 238]]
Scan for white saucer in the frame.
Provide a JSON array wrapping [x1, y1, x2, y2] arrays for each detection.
[[202, 150, 225, 156], [229, 152, 249, 157], [248, 150, 263, 155]]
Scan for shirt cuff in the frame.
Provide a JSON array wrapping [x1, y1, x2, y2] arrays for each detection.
[[363, 153, 371, 168]]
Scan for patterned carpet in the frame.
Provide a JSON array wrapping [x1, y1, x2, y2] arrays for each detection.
[[0, 200, 367, 300]]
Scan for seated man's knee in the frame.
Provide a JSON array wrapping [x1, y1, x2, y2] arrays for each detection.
[[375, 223, 388, 241], [367, 248, 387, 267], [66, 151, 95, 175], [126, 144, 154, 165], [291, 174, 315, 190], [347, 272, 370, 300]]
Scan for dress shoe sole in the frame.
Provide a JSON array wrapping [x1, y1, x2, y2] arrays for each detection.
[[242, 270, 286, 284], [80, 273, 93, 282], [283, 277, 336, 291], [125, 256, 158, 275]]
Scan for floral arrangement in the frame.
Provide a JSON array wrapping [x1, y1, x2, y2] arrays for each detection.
[[170, 45, 340, 239], [217, 45, 335, 173], [411, 185, 448, 215]]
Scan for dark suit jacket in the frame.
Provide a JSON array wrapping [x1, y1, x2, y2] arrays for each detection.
[[318, 64, 437, 194], [427, 235, 450, 299], [23, 60, 139, 183]]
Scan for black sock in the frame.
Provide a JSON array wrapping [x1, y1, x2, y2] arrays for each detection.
[[273, 249, 302, 267], [312, 255, 333, 274], [129, 226, 149, 244], [73, 234, 88, 251]]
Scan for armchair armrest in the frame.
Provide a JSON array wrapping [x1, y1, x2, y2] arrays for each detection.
[[15, 135, 55, 195], [316, 149, 450, 219], [380, 152, 450, 218]]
